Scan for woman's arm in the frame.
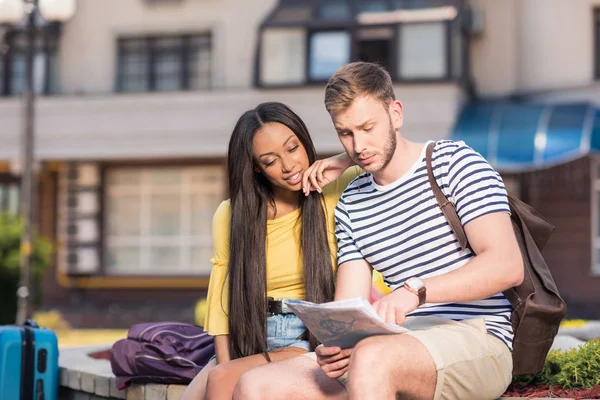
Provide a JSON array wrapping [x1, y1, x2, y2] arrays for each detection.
[[214, 334, 231, 364], [302, 152, 354, 195]]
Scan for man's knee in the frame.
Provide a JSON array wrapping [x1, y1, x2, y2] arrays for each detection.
[[349, 335, 430, 379], [350, 336, 389, 371], [232, 370, 269, 400]]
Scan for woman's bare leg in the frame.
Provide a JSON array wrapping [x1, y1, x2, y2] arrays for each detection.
[[205, 346, 307, 400], [180, 358, 217, 400]]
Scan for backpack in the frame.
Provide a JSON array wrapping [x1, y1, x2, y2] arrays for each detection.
[[425, 142, 567, 376], [110, 322, 215, 390]]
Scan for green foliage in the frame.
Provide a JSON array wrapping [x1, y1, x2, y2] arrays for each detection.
[[512, 339, 600, 389], [0, 213, 53, 324]]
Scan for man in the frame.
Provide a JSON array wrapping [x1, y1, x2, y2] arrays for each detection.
[[232, 62, 523, 400]]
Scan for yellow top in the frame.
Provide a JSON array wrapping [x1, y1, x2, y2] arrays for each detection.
[[204, 167, 362, 335]]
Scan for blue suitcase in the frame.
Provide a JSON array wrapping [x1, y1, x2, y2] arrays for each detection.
[[0, 320, 59, 400]]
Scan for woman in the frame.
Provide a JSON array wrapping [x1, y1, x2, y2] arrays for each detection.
[[181, 102, 359, 399]]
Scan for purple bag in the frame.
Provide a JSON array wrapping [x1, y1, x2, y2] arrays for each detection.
[[110, 322, 215, 390]]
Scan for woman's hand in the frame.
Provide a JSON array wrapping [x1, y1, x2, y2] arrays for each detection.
[[302, 153, 353, 196]]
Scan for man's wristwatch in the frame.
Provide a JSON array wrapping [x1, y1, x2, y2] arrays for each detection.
[[404, 277, 426, 307]]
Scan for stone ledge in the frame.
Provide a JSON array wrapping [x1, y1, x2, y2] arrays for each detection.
[[59, 346, 187, 400], [60, 345, 594, 400]]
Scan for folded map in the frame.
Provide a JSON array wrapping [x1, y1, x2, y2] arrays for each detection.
[[285, 297, 409, 349]]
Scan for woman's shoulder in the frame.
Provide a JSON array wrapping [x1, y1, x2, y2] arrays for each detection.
[[323, 166, 364, 199], [214, 199, 231, 220], [212, 200, 232, 232]]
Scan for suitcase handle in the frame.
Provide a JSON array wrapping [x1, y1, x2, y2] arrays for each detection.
[[24, 319, 39, 328]]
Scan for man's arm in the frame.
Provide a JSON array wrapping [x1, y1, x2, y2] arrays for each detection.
[[316, 259, 372, 379], [422, 211, 523, 303], [374, 211, 523, 324], [316, 199, 372, 379], [334, 259, 373, 301], [428, 143, 524, 301]]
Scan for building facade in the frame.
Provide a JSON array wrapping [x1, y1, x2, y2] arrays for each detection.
[[0, 0, 599, 326]]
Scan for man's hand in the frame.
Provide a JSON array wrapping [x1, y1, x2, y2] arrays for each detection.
[[302, 153, 353, 196], [315, 344, 353, 379], [372, 287, 419, 325]]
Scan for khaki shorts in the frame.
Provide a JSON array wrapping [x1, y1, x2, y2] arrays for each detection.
[[304, 317, 513, 400]]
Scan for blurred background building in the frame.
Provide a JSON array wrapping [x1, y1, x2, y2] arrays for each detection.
[[0, 0, 599, 327]]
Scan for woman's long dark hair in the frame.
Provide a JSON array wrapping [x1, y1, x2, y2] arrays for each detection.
[[226, 102, 335, 360]]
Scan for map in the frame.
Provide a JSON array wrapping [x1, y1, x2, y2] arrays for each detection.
[[285, 297, 409, 349]]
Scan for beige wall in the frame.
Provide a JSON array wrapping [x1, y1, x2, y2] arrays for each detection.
[[0, 84, 462, 161], [58, 0, 276, 94], [469, 0, 520, 96], [471, 0, 600, 96], [518, 0, 600, 92]]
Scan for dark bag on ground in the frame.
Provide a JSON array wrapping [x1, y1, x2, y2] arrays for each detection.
[[110, 322, 215, 390], [425, 142, 567, 376], [0, 319, 59, 400]]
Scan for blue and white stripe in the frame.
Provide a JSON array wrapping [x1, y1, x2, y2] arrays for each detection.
[[335, 140, 514, 349]]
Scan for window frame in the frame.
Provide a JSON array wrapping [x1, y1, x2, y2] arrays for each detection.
[[0, 173, 20, 214], [255, 1, 465, 88], [101, 161, 225, 278], [115, 33, 212, 93], [0, 25, 59, 97], [595, 7, 600, 81]]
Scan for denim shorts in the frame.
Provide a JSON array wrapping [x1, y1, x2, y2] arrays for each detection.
[[208, 313, 310, 361], [266, 313, 310, 351]]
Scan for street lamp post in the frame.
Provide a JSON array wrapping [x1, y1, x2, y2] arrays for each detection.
[[0, 0, 75, 325]]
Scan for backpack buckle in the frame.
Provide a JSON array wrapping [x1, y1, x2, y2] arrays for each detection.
[[439, 200, 454, 209]]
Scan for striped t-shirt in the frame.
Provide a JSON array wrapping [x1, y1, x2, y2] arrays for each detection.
[[334, 140, 514, 349]]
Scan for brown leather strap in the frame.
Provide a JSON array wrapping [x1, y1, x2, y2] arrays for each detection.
[[425, 142, 469, 251]]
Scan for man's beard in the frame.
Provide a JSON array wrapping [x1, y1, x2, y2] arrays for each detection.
[[354, 118, 397, 173], [378, 123, 397, 172]]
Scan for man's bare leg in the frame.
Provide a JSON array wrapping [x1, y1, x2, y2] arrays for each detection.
[[346, 334, 437, 400], [204, 346, 307, 400], [233, 354, 347, 400]]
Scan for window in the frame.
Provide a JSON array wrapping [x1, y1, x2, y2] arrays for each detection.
[[0, 175, 20, 214], [257, 0, 464, 87], [117, 34, 212, 92], [0, 30, 58, 97], [309, 31, 351, 80], [595, 8, 600, 80], [105, 166, 224, 276], [398, 22, 446, 79], [260, 29, 306, 86], [356, 27, 395, 71]]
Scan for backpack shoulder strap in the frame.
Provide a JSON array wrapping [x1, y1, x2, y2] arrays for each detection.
[[425, 142, 469, 251]]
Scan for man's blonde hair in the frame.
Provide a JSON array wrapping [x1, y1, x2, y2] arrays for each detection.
[[324, 62, 396, 114]]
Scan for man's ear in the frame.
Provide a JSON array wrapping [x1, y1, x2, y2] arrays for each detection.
[[389, 100, 404, 130]]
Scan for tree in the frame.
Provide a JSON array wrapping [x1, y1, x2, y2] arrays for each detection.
[[0, 213, 53, 324]]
